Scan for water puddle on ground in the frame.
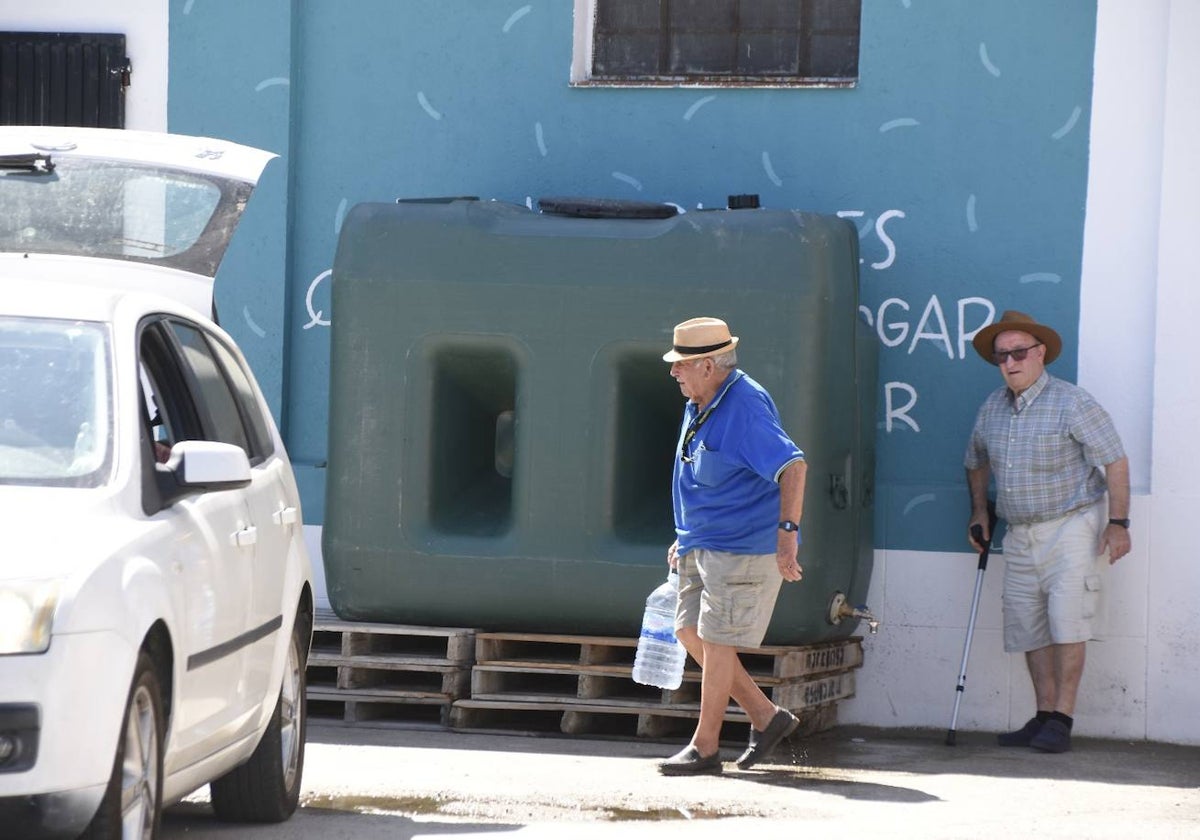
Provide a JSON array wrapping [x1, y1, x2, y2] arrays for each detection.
[[302, 794, 754, 822], [603, 807, 735, 821], [302, 793, 449, 816]]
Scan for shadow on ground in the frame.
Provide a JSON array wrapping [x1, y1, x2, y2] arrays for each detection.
[[307, 722, 1200, 791]]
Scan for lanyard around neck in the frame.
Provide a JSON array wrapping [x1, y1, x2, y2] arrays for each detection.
[[680, 371, 742, 462]]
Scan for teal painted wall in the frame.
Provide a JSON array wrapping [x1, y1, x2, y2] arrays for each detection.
[[169, 0, 1098, 552]]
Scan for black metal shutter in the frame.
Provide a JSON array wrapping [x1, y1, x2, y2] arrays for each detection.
[[0, 32, 130, 128]]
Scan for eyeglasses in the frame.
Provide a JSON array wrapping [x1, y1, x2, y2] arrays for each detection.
[[992, 343, 1042, 365]]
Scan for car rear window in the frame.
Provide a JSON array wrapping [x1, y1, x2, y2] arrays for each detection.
[[0, 156, 250, 278]]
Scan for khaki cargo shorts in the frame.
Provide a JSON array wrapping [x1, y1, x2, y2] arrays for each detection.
[[1001, 504, 1107, 653], [676, 548, 783, 648]]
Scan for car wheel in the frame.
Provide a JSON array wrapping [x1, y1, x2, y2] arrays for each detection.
[[80, 651, 164, 840], [209, 615, 308, 823]]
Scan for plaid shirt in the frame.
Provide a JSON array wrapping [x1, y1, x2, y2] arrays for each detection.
[[964, 372, 1125, 525]]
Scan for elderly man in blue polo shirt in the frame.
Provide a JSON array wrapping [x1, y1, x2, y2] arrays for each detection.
[[658, 317, 808, 775], [965, 310, 1131, 753]]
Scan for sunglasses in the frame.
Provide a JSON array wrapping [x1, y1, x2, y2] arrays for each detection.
[[992, 343, 1042, 365]]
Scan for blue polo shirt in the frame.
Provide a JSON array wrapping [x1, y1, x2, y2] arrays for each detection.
[[672, 370, 805, 555]]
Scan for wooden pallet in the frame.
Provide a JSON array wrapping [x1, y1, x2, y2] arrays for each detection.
[[306, 619, 475, 727], [306, 691, 454, 727], [449, 631, 861, 739]]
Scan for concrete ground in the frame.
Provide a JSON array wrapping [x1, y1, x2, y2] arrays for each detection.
[[165, 722, 1200, 840]]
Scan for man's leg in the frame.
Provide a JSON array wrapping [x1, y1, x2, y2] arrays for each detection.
[[676, 626, 777, 733], [658, 634, 741, 773], [998, 645, 1055, 746], [1025, 645, 1058, 711], [1051, 641, 1086, 715], [689, 640, 738, 757], [1026, 641, 1086, 753]]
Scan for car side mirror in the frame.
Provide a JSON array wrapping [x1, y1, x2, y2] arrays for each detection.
[[155, 440, 252, 507]]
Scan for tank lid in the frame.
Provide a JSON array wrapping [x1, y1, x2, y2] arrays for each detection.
[[537, 196, 679, 220]]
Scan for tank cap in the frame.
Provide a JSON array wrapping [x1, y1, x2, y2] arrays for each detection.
[[727, 194, 761, 210]]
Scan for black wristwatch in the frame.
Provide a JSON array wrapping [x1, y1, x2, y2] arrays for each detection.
[[1108, 518, 1130, 529], [778, 520, 799, 532]]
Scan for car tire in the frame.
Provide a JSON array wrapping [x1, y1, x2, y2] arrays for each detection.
[[209, 614, 308, 823], [80, 651, 164, 839]]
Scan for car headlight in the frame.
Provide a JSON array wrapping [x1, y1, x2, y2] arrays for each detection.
[[0, 580, 61, 654]]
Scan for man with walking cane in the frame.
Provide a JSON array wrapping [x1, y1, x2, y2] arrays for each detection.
[[964, 310, 1131, 753]]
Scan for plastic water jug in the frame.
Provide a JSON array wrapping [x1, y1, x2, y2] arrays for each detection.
[[631, 571, 686, 689]]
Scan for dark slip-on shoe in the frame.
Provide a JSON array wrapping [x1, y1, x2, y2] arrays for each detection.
[[1029, 719, 1072, 753], [997, 716, 1044, 747], [736, 708, 800, 770], [658, 746, 723, 776]]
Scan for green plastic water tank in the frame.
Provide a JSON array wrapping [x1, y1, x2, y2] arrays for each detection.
[[323, 197, 875, 644]]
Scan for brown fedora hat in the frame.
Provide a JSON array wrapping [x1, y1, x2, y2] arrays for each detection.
[[662, 317, 740, 362], [972, 310, 1062, 365]]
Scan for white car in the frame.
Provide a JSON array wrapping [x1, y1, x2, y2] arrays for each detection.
[[0, 128, 314, 839]]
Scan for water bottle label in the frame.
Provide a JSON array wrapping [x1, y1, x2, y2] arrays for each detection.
[[640, 627, 677, 644]]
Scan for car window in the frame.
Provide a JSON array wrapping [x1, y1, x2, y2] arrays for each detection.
[[205, 336, 275, 462], [168, 322, 251, 456], [0, 316, 112, 487], [139, 365, 177, 464], [0, 155, 250, 278], [137, 316, 272, 469], [139, 320, 201, 450]]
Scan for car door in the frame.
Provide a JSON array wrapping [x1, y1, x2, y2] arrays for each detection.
[[139, 319, 257, 771], [165, 320, 293, 709]]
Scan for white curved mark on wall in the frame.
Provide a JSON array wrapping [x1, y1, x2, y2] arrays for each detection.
[[684, 95, 717, 121], [966, 194, 979, 232], [184, 0, 196, 14], [335, 198, 348, 235], [417, 92, 443, 120], [979, 43, 1001, 77], [880, 118, 919, 133], [535, 122, 548, 157], [761, 151, 782, 186], [243, 306, 267, 338], [255, 77, 290, 92], [503, 5, 532, 32], [1019, 272, 1062, 284], [1052, 106, 1082, 140], [903, 493, 936, 516], [612, 171, 642, 191], [304, 269, 332, 329]]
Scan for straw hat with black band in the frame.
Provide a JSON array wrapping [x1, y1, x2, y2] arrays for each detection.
[[663, 317, 740, 363], [972, 310, 1062, 365]]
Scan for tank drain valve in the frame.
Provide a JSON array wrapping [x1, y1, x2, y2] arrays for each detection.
[[826, 591, 880, 634]]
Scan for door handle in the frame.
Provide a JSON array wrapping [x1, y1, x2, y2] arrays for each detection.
[[231, 525, 258, 547], [272, 506, 298, 526]]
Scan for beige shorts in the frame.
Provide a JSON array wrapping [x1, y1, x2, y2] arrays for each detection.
[[1001, 504, 1107, 653], [676, 548, 783, 648]]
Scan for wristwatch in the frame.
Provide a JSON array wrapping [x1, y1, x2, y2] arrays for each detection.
[[778, 520, 799, 532], [1108, 518, 1130, 529]]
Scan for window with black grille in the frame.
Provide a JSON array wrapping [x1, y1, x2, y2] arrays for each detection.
[[580, 0, 860, 87], [0, 32, 129, 128]]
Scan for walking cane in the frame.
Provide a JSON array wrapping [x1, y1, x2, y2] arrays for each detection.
[[945, 503, 998, 746]]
